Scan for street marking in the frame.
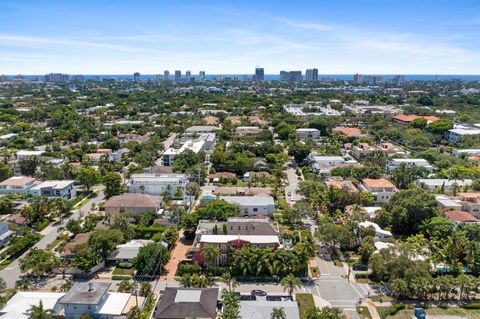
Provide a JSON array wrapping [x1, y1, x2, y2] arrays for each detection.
[[349, 282, 364, 297]]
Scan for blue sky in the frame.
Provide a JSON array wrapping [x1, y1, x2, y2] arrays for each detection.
[[0, 0, 479, 74]]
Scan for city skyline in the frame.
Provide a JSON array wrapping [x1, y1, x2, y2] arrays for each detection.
[[1, 0, 479, 75]]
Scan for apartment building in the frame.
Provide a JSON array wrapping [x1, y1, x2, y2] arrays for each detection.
[[127, 173, 187, 198], [360, 178, 397, 203], [296, 128, 321, 140]]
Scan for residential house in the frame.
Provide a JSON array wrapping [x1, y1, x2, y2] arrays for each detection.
[[107, 239, 154, 263], [210, 187, 273, 197], [296, 128, 321, 140], [308, 153, 360, 175], [386, 158, 434, 172], [58, 282, 138, 319], [29, 180, 76, 200], [457, 192, 480, 218], [221, 195, 275, 216], [351, 143, 377, 161], [0, 292, 65, 318], [414, 179, 473, 192], [104, 193, 162, 215], [331, 126, 365, 138], [234, 126, 261, 140], [61, 232, 92, 260], [0, 222, 14, 247], [153, 288, 218, 319], [193, 234, 280, 266], [183, 125, 219, 138], [359, 221, 392, 242], [324, 177, 358, 192], [360, 178, 397, 203], [393, 114, 439, 124], [445, 210, 479, 226], [127, 173, 187, 198], [239, 299, 300, 319], [117, 133, 150, 144], [435, 195, 462, 212], [0, 176, 37, 195], [377, 142, 405, 156]]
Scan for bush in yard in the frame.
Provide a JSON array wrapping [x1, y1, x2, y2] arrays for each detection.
[[118, 262, 133, 269], [464, 303, 480, 310]]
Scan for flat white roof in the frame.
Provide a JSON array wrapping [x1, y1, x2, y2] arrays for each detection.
[[221, 195, 274, 206], [175, 290, 202, 303], [1, 292, 65, 315], [31, 180, 75, 190], [417, 179, 473, 186], [17, 150, 45, 156], [200, 235, 280, 244], [97, 293, 131, 315]]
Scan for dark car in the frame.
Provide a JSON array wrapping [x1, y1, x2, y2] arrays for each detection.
[[352, 263, 368, 271], [251, 290, 267, 297]]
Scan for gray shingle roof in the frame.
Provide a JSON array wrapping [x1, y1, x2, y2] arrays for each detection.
[[154, 288, 218, 319]]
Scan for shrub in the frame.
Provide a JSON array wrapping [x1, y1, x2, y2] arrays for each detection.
[[464, 303, 480, 310], [118, 262, 133, 269], [438, 303, 449, 309], [355, 273, 370, 279], [388, 304, 406, 316], [112, 275, 130, 281], [176, 264, 202, 276]]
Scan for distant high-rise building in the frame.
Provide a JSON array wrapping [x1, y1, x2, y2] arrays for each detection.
[[199, 71, 206, 81], [392, 75, 405, 86], [133, 72, 141, 82], [289, 71, 302, 82], [186, 70, 191, 81], [175, 70, 181, 82], [305, 68, 318, 81], [0, 75, 8, 82], [279, 71, 289, 81], [155, 74, 163, 82], [72, 75, 85, 82], [164, 70, 170, 81], [255, 67, 264, 81], [353, 73, 363, 84], [44, 73, 70, 83]]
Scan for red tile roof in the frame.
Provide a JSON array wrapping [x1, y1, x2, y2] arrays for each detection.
[[332, 127, 363, 137], [445, 210, 479, 223], [0, 176, 36, 186]]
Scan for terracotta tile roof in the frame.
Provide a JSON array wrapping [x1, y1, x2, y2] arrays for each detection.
[[105, 193, 162, 209], [0, 176, 36, 186], [363, 178, 396, 189], [332, 126, 363, 137], [394, 114, 440, 123], [203, 116, 219, 125], [445, 210, 479, 223], [62, 232, 92, 256]]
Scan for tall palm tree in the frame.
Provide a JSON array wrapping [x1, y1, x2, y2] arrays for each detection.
[[201, 244, 221, 267], [28, 301, 53, 319], [280, 274, 302, 297], [271, 307, 287, 319], [221, 272, 238, 293]]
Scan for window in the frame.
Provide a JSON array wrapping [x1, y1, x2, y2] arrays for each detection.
[[252, 226, 255, 230], [253, 208, 258, 212], [238, 226, 241, 230]]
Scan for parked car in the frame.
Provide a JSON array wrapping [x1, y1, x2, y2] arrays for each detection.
[[251, 290, 267, 297], [352, 263, 368, 271]]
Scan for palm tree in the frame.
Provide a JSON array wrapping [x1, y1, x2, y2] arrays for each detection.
[[28, 301, 53, 319], [139, 282, 151, 297], [271, 307, 287, 319], [280, 274, 302, 297], [221, 272, 238, 293], [201, 244, 221, 267]]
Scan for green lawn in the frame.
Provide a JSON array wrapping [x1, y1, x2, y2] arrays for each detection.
[[357, 306, 373, 319], [377, 307, 480, 319], [296, 293, 316, 319], [370, 294, 394, 302], [112, 267, 134, 276]]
